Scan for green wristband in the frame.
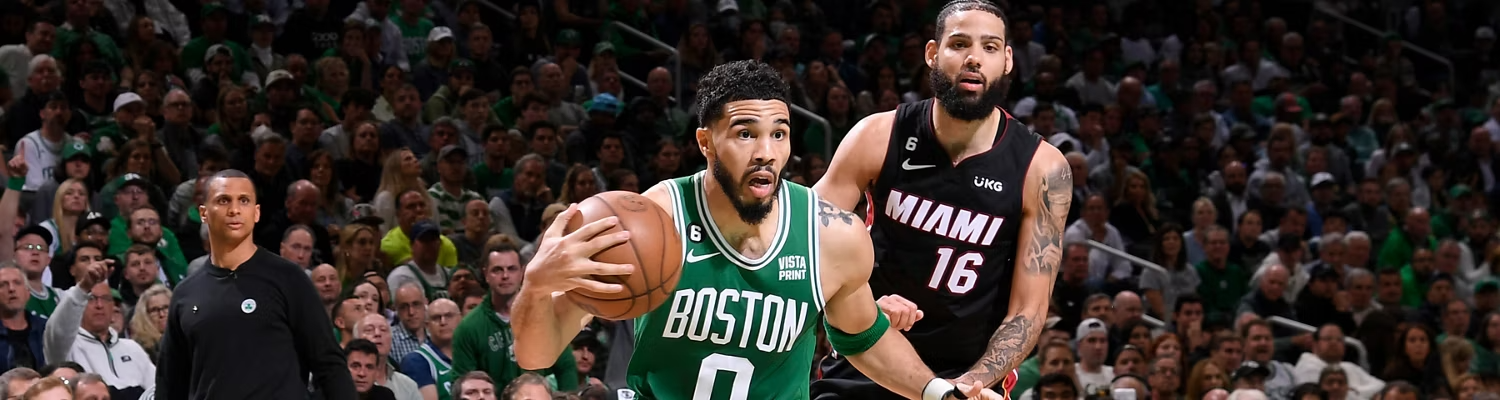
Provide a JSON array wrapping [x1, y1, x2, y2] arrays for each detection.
[[6, 176, 22, 191], [824, 306, 891, 356]]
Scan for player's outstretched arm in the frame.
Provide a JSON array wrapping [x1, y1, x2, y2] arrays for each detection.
[[817, 199, 987, 400], [813, 111, 894, 211], [956, 145, 1072, 389], [512, 203, 635, 370]]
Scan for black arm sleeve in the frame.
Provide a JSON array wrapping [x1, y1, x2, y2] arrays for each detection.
[[285, 266, 357, 398], [156, 294, 191, 400]]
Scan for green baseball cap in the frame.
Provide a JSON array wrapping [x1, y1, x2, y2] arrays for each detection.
[[61, 140, 91, 161], [1451, 184, 1476, 199], [201, 2, 228, 18], [108, 173, 150, 193], [449, 58, 475, 74], [594, 42, 616, 56], [556, 29, 581, 46], [1478, 279, 1500, 293]]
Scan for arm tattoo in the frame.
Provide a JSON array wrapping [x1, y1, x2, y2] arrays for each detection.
[[960, 164, 1071, 386], [817, 199, 859, 227], [966, 315, 1034, 385], [1025, 164, 1073, 275]]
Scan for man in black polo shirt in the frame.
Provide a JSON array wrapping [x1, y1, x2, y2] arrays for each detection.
[[156, 169, 355, 399]]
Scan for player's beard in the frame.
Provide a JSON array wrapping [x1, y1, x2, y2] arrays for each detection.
[[712, 159, 779, 225], [930, 66, 1007, 121]]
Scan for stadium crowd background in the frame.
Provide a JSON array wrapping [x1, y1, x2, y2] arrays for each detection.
[[0, 0, 1491, 399]]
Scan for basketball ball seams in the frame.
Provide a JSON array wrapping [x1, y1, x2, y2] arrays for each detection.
[[600, 197, 651, 301], [598, 197, 650, 319], [567, 196, 651, 320], [564, 191, 686, 320], [647, 199, 684, 297]]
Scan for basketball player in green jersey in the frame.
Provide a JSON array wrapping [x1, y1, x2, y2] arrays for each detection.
[[511, 60, 999, 400]]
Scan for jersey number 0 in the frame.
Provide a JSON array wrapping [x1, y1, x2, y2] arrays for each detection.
[[926, 248, 983, 294], [691, 353, 754, 399]]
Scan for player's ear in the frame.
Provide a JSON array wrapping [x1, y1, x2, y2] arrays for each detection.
[[1004, 44, 1014, 76], [253, 204, 260, 223], [197, 204, 207, 223], [695, 127, 712, 158], [925, 39, 939, 69]]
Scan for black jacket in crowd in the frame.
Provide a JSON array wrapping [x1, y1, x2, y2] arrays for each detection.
[[156, 247, 355, 399]]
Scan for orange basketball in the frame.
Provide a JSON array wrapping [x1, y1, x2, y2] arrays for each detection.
[[563, 191, 684, 320]]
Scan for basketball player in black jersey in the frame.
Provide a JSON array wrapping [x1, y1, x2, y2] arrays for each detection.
[[810, 1, 1071, 398]]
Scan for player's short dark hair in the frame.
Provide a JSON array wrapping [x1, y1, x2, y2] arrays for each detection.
[[344, 338, 380, 358], [693, 60, 788, 128], [1034, 373, 1078, 399], [935, 0, 1008, 39]]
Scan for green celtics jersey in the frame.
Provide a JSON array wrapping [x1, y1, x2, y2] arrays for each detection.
[[413, 343, 455, 400], [25, 285, 59, 317], [624, 172, 826, 400]]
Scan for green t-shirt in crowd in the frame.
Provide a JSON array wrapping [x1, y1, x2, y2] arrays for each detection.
[[472, 164, 513, 199], [390, 15, 435, 67]]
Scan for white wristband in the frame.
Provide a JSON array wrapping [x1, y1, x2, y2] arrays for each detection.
[[922, 378, 956, 400]]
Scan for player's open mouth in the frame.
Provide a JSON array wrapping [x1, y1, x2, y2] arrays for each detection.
[[958, 74, 984, 91], [747, 174, 775, 197]]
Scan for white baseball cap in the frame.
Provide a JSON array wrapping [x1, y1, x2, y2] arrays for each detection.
[[112, 92, 143, 112], [1076, 318, 1107, 340], [427, 26, 454, 43], [265, 69, 295, 87], [203, 43, 232, 64], [1311, 172, 1336, 188]]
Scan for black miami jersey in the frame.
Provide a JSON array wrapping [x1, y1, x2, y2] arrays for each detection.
[[864, 99, 1040, 373], [816, 99, 1041, 392]]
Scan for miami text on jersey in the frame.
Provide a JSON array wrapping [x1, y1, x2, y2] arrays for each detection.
[[883, 189, 1006, 245]]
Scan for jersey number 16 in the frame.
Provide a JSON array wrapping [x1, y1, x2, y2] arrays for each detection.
[[926, 248, 982, 294]]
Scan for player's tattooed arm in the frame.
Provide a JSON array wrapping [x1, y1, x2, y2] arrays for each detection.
[[959, 156, 1071, 389], [1025, 162, 1073, 275], [962, 314, 1034, 386], [817, 198, 861, 227]]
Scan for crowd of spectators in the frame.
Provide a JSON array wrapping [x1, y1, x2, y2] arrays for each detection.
[[0, 0, 1492, 399]]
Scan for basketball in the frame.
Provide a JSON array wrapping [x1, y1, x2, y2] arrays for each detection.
[[563, 191, 684, 320]]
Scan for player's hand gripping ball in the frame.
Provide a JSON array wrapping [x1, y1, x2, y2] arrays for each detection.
[[563, 191, 684, 320]]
